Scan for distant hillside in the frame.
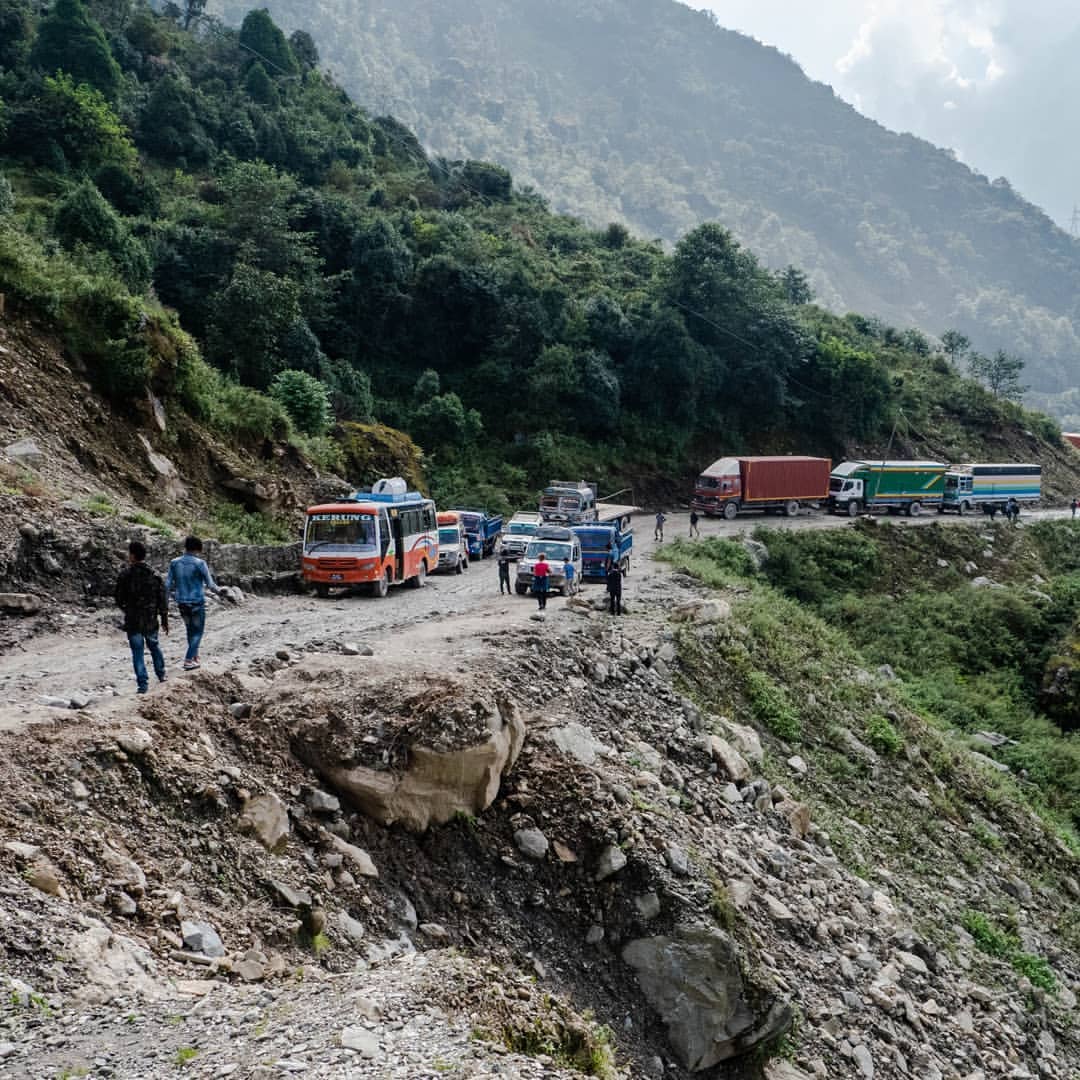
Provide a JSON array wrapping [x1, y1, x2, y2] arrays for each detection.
[[209, 0, 1080, 399]]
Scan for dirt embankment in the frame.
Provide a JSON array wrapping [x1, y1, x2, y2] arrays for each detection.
[[0, 532, 1077, 1079]]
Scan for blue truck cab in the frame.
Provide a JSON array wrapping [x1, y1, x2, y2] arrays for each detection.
[[450, 508, 503, 559], [573, 523, 632, 581]]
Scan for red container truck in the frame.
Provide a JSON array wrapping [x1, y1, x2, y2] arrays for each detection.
[[691, 456, 831, 520]]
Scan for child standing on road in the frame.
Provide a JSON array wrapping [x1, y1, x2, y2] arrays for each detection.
[[532, 552, 550, 611], [654, 511, 667, 542]]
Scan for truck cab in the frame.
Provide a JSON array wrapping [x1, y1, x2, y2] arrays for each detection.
[[828, 471, 864, 515], [516, 526, 582, 596], [451, 508, 503, 559], [539, 481, 598, 525], [499, 512, 543, 560], [574, 523, 632, 580], [692, 458, 742, 518], [435, 511, 469, 574]]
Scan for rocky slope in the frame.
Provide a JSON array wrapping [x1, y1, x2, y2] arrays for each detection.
[[0, 523, 1076, 1078]]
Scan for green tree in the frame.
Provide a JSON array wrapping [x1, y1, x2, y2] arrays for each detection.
[[243, 60, 278, 106], [0, 172, 14, 216], [288, 29, 318, 69], [31, 0, 122, 100], [0, 0, 34, 71], [940, 329, 970, 362], [969, 349, 1028, 401], [777, 265, 812, 305], [270, 368, 330, 434], [238, 8, 297, 76], [180, 0, 205, 30]]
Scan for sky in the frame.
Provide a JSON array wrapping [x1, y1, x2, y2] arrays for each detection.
[[700, 1, 1080, 230]]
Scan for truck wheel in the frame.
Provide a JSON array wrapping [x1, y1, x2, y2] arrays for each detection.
[[455, 558, 464, 575], [372, 570, 390, 598], [515, 583, 528, 596], [409, 562, 427, 588], [959, 501, 970, 516], [783, 500, 799, 518], [622, 557, 630, 577], [907, 501, 922, 517], [846, 500, 860, 518], [314, 583, 330, 598], [722, 502, 738, 521]]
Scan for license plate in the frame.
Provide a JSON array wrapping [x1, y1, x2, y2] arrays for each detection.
[[330, 574, 343, 581]]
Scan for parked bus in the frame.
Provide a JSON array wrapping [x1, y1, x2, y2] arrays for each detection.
[[436, 511, 469, 574], [941, 463, 1042, 515], [302, 477, 437, 597]]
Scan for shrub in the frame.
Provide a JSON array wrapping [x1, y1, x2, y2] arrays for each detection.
[[270, 369, 331, 435], [196, 502, 293, 545], [0, 173, 13, 216], [745, 668, 802, 743], [865, 714, 903, 755]]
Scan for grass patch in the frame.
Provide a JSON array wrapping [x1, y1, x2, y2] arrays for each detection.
[[84, 492, 119, 517], [174, 1047, 198, 1066], [194, 501, 293, 545], [962, 910, 1057, 992], [865, 714, 903, 755], [744, 669, 802, 743]]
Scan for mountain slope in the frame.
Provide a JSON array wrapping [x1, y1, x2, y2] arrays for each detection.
[[208, 0, 1080, 396]]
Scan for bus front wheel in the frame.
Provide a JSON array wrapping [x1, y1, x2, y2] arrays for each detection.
[[409, 562, 428, 588], [372, 570, 390, 598]]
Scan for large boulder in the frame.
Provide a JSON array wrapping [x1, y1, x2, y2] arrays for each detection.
[[238, 793, 290, 852], [623, 925, 791, 1071], [294, 696, 525, 832]]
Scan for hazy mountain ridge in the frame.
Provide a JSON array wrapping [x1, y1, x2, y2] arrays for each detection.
[[209, 0, 1080, 398]]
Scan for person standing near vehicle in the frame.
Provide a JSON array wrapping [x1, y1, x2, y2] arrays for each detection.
[[115, 540, 168, 695], [1072, 498, 1078, 519], [689, 510, 700, 538], [606, 556, 623, 616], [532, 551, 550, 610], [563, 554, 576, 596], [167, 536, 220, 670], [654, 511, 667, 542], [498, 548, 513, 595]]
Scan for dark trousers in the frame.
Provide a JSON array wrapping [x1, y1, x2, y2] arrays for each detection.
[[608, 590, 622, 615], [534, 581, 549, 609], [499, 566, 511, 594]]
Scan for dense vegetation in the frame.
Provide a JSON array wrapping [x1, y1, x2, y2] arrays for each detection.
[[0, 0, 1069, 514], [662, 521, 1080, 844], [213, 0, 1080, 409]]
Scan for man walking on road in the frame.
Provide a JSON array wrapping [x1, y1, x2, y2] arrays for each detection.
[[689, 510, 700, 538], [654, 511, 667, 542], [115, 540, 168, 695], [532, 551, 550, 611], [167, 536, 220, 671], [1072, 498, 1077, 519], [498, 549, 513, 595], [606, 557, 623, 616]]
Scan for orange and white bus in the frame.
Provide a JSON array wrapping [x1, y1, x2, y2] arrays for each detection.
[[302, 478, 438, 598]]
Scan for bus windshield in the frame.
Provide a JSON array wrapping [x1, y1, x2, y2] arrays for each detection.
[[438, 527, 461, 546], [305, 513, 376, 553]]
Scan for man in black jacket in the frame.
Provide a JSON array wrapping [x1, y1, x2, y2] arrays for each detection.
[[115, 540, 169, 694], [606, 558, 623, 616]]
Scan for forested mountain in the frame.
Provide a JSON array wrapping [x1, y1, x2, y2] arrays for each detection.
[[206, 0, 1080, 400], [0, 0, 1070, 518]]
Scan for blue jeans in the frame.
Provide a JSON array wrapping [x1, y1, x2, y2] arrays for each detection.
[[179, 603, 206, 662], [128, 632, 165, 691]]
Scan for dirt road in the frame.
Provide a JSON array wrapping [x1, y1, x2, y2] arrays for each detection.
[[1, 507, 1070, 730]]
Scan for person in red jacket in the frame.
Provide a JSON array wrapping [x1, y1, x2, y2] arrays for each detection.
[[532, 552, 550, 610]]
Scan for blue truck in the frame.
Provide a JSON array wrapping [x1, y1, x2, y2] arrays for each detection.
[[573, 522, 632, 581], [450, 509, 503, 559]]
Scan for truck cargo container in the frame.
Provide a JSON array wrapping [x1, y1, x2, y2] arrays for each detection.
[[941, 463, 1041, 515], [691, 456, 831, 520], [828, 460, 947, 517]]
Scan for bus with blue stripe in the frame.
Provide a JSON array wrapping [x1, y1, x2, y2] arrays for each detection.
[[941, 463, 1041, 515]]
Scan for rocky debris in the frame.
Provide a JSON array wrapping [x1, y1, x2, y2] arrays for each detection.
[[594, 844, 627, 880], [623, 926, 791, 1070], [4, 436, 44, 467], [0, 592, 41, 615], [548, 721, 608, 765], [27, 858, 63, 896], [307, 788, 341, 814], [181, 920, 225, 958], [294, 695, 525, 832], [327, 834, 379, 877], [114, 728, 153, 756], [341, 642, 374, 656], [3, 840, 40, 860], [671, 598, 732, 623], [706, 734, 750, 781], [514, 827, 549, 860], [340, 1024, 381, 1057], [228, 701, 253, 719], [237, 792, 290, 852]]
